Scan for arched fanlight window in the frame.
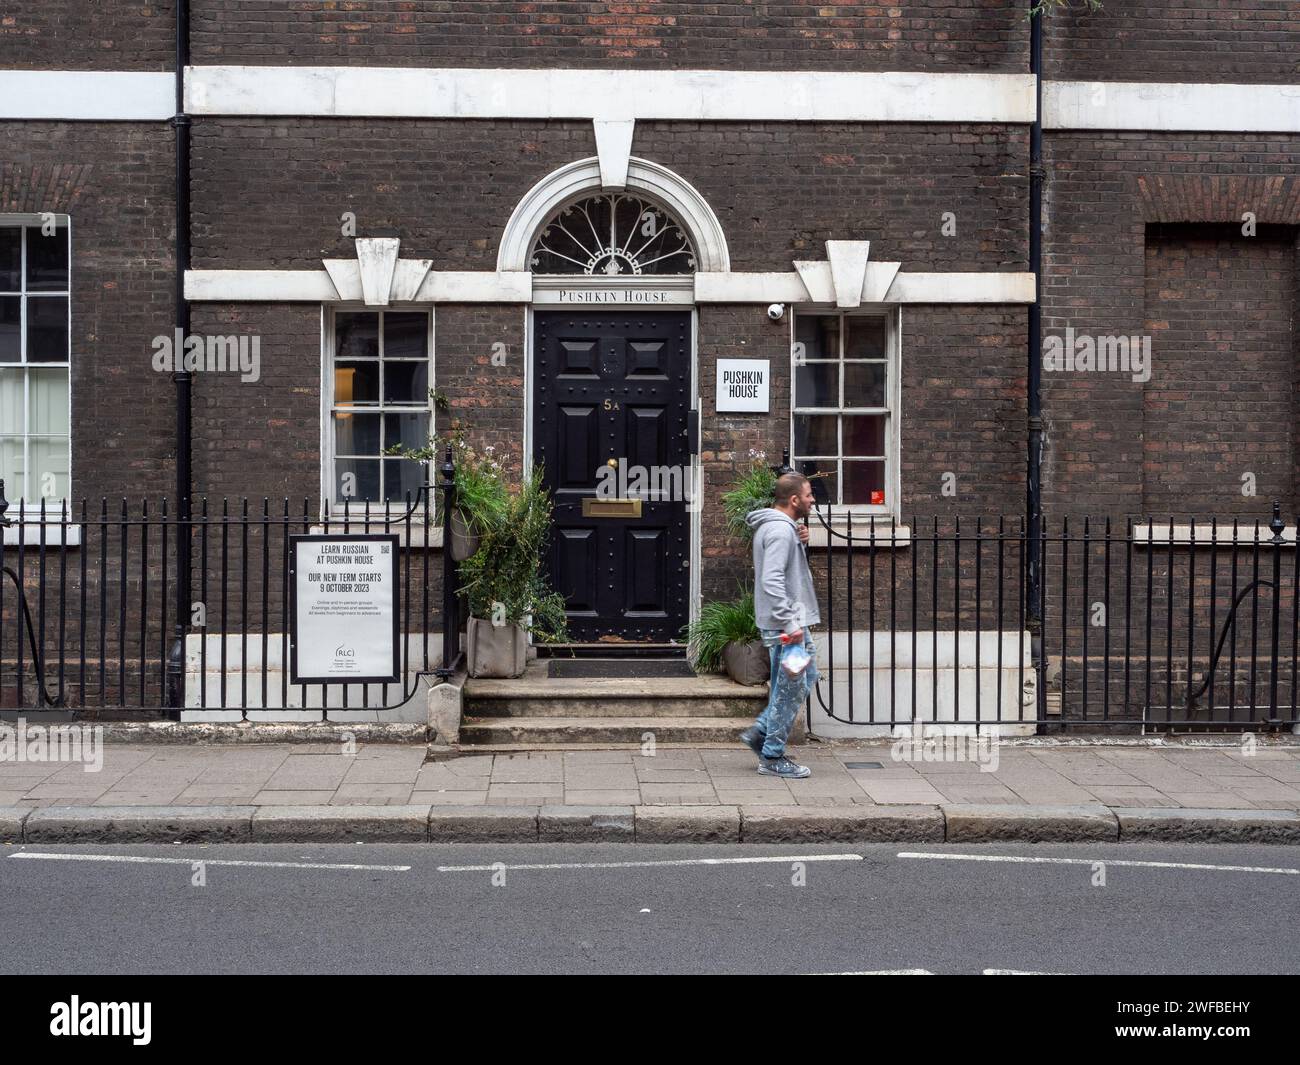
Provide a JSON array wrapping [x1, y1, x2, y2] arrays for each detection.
[[530, 193, 696, 276]]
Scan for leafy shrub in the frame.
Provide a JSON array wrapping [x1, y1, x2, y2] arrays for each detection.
[[682, 591, 759, 673]]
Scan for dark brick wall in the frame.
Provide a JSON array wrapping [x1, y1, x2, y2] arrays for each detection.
[[1043, 1, 1300, 84], [1040, 131, 1300, 524], [435, 303, 527, 481], [699, 303, 1027, 598], [1, 1, 175, 70], [698, 304, 791, 601], [1142, 224, 1297, 519], [190, 119, 1028, 273], [190, 302, 321, 503], [190, 0, 1027, 72], [1, 122, 176, 503]]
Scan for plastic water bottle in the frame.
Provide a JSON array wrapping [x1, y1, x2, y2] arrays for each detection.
[[780, 641, 811, 677]]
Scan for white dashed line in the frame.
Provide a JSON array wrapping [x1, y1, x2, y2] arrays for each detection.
[[436, 853, 865, 872], [897, 852, 1298, 876], [9, 852, 411, 872]]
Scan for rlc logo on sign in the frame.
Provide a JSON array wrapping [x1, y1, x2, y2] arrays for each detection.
[[716, 358, 770, 413]]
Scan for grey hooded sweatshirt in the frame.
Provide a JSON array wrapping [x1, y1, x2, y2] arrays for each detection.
[[746, 508, 821, 633]]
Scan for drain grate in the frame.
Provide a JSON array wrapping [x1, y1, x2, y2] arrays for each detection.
[[843, 761, 884, 769]]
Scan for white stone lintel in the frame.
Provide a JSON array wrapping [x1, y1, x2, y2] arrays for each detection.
[[696, 269, 1034, 305], [186, 268, 532, 303]]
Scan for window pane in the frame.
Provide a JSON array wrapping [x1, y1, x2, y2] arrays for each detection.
[[794, 361, 837, 408], [28, 436, 69, 500], [794, 314, 839, 362], [384, 457, 425, 502], [0, 297, 18, 362], [0, 372, 22, 431], [384, 312, 427, 359], [0, 229, 19, 291], [26, 226, 69, 292], [333, 412, 380, 456], [334, 361, 379, 406], [28, 368, 69, 434], [845, 317, 886, 359], [796, 459, 837, 507], [334, 458, 381, 504], [793, 414, 837, 456], [0, 437, 23, 495], [383, 359, 428, 404], [335, 312, 379, 359], [27, 296, 69, 362], [843, 414, 886, 457], [843, 362, 886, 408], [384, 411, 430, 452], [843, 460, 885, 505]]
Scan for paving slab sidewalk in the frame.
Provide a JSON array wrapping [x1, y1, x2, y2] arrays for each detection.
[[2, 740, 1298, 844]]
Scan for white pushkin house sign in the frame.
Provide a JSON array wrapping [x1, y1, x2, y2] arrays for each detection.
[[716, 359, 770, 413]]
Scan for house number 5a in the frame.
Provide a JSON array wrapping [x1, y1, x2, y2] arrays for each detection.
[[603, 398, 621, 411]]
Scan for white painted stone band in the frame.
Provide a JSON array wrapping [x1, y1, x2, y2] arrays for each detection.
[[7, 70, 1295, 134], [184, 66, 1036, 123], [186, 268, 1035, 305], [1044, 81, 1300, 133], [0, 70, 174, 121]]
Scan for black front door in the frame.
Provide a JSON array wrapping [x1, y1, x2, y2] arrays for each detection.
[[533, 310, 692, 643]]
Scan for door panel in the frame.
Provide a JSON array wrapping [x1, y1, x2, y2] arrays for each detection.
[[534, 311, 692, 642]]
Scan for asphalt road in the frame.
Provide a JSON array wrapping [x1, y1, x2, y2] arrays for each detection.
[[2, 840, 1298, 975]]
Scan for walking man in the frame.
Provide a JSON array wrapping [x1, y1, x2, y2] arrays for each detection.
[[738, 472, 820, 778]]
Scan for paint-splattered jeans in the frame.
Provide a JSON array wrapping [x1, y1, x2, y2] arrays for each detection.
[[754, 627, 818, 759]]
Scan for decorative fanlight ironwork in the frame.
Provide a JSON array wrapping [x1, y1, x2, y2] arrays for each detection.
[[530, 193, 696, 275]]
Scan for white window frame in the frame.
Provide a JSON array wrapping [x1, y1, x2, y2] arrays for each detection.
[[0, 213, 76, 543], [789, 305, 902, 530], [320, 305, 436, 526]]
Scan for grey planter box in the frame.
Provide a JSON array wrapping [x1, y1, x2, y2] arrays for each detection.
[[449, 508, 481, 562], [467, 617, 527, 679], [723, 639, 770, 686]]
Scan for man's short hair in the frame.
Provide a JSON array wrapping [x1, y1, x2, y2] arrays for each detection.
[[774, 472, 810, 508]]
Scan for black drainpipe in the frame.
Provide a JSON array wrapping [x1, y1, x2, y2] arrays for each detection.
[[166, 0, 192, 717], [1026, 2, 1045, 726]]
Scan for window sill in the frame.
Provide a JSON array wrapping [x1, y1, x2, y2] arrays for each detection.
[[313, 520, 444, 548], [2, 521, 82, 547], [807, 518, 911, 549], [1133, 522, 1297, 547]]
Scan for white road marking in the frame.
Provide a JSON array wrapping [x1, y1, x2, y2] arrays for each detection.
[[9, 852, 410, 872], [983, 969, 1066, 975], [437, 853, 865, 872], [898, 852, 1299, 876], [812, 969, 933, 975]]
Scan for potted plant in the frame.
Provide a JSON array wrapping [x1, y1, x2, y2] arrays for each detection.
[[444, 440, 510, 561], [387, 409, 509, 561], [458, 465, 568, 678], [682, 591, 769, 686]]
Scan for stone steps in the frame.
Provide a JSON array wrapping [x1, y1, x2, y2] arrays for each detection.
[[468, 694, 762, 718], [459, 658, 770, 747], [459, 716, 760, 746]]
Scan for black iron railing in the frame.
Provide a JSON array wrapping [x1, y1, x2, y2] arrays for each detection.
[[807, 503, 1299, 732], [4, 467, 1296, 730], [0, 457, 465, 718]]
